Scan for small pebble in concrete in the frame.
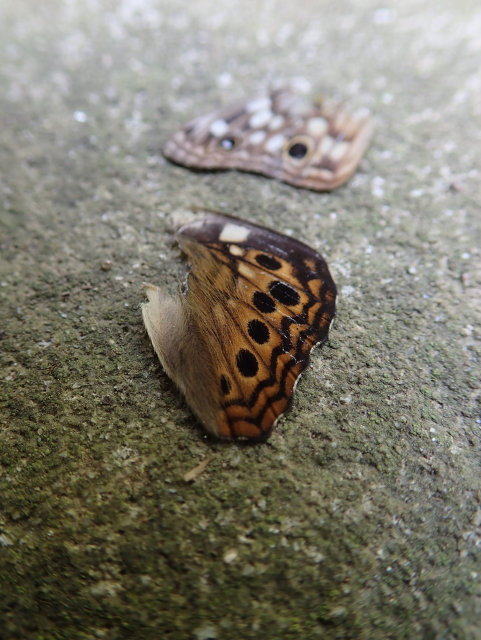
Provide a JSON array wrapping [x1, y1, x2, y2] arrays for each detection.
[[193, 624, 217, 640], [73, 110, 87, 122], [223, 548, 238, 564]]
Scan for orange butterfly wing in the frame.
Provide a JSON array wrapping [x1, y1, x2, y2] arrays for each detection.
[[166, 212, 337, 441]]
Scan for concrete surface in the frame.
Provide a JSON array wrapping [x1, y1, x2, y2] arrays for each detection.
[[1, 0, 481, 638]]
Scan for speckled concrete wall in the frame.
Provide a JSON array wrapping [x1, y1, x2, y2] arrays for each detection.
[[1, 1, 480, 638]]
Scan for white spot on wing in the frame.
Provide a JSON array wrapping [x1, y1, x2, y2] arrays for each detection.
[[319, 135, 335, 155], [265, 133, 285, 153], [268, 114, 285, 130], [209, 119, 229, 136], [238, 262, 255, 279], [329, 141, 349, 161], [307, 117, 328, 136], [249, 109, 273, 128], [249, 130, 266, 145], [229, 244, 244, 256], [219, 223, 250, 243], [246, 97, 272, 113]]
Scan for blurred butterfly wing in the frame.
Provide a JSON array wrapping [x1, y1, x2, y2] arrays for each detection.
[[164, 88, 373, 191], [171, 212, 337, 440]]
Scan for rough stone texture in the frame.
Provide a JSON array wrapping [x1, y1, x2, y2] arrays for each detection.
[[1, 1, 480, 639]]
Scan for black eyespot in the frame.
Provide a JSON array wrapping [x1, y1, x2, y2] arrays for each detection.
[[253, 291, 276, 314], [220, 375, 231, 395], [248, 319, 269, 345], [236, 349, 259, 378], [220, 138, 236, 151], [255, 253, 282, 271], [288, 142, 308, 159], [269, 281, 301, 306]]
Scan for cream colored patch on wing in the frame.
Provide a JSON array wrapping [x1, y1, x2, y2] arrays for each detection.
[[329, 140, 349, 161], [237, 262, 256, 280], [307, 116, 328, 136], [249, 130, 266, 145], [229, 244, 244, 256], [265, 133, 285, 153], [219, 223, 251, 243], [268, 114, 285, 130], [209, 119, 229, 136], [249, 109, 273, 129], [319, 135, 335, 154]]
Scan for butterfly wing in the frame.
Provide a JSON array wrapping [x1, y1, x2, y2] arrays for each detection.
[[142, 212, 337, 441], [164, 88, 373, 191]]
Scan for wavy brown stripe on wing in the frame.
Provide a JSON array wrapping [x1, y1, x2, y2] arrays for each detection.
[[224, 308, 322, 422], [229, 297, 334, 427]]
